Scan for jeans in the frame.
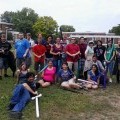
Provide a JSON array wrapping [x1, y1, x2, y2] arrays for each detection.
[[53, 59, 61, 72], [10, 84, 31, 112]]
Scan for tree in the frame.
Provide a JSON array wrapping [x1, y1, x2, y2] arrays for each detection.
[[1, 11, 15, 23], [1, 8, 38, 35], [109, 24, 120, 35], [60, 25, 75, 32], [32, 16, 58, 38]]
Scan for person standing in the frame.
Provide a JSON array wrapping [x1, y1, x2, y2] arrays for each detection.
[[44, 35, 53, 64], [26, 33, 35, 67], [0, 34, 12, 79], [113, 40, 120, 83], [94, 40, 106, 63], [65, 38, 80, 74], [32, 33, 46, 75], [84, 41, 94, 80], [104, 39, 115, 83], [78, 37, 87, 78], [14, 33, 30, 69], [50, 37, 63, 72]]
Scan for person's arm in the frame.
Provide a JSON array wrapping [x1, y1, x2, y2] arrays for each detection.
[[74, 51, 80, 56], [23, 48, 29, 58], [23, 83, 37, 95], [16, 69, 20, 84], [41, 71, 44, 78], [33, 52, 41, 58], [85, 46, 89, 59], [66, 51, 73, 57], [98, 61, 105, 72], [23, 40, 30, 58]]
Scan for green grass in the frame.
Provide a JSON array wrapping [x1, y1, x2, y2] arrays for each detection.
[[0, 70, 120, 120]]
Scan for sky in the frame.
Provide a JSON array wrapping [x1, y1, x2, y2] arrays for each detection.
[[0, 0, 120, 33]]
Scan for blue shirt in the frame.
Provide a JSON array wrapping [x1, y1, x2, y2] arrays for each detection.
[[88, 70, 101, 82], [58, 69, 74, 81], [15, 38, 30, 58]]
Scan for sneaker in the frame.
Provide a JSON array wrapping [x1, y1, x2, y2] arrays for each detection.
[[109, 78, 112, 83], [7, 103, 15, 111], [4, 74, 10, 77], [9, 111, 23, 119]]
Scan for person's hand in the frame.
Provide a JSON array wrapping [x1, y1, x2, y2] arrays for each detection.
[[33, 91, 38, 96], [57, 52, 61, 55], [38, 55, 41, 58], [23, 53, 26, 58]]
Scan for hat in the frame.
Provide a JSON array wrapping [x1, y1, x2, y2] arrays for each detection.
[[89, 40, 94, 44]]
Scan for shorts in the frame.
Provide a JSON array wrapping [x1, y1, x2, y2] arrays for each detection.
[[61, 78, 75, 86], [0, 57, 8, 69]]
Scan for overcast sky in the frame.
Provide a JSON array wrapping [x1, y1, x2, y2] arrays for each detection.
[[0, 0, 120, 33]]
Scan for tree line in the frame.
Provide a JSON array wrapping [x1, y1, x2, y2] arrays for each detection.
[[1, 7, 75, 39]]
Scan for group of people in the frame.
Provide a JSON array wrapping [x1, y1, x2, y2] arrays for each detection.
[[0, 32, 120, 118]]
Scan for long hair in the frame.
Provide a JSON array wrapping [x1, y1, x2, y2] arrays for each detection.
[[91, 64, 99, 76]]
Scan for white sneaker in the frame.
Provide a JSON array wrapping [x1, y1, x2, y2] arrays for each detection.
[[109, 78, 112, 83]]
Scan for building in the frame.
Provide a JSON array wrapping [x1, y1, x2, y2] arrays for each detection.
[[62, 32, 120, 44], [0, 22, 14, 33]]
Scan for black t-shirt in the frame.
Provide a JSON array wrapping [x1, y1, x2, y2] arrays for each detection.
[[24, 80, 36, 97], [94, 46, 106, 62], [45, 42, 53, 58], [0, 41, 12, 58]]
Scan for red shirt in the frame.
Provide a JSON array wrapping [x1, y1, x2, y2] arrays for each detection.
[[32, 44, 46, 63], [66, 44, 80, 62]]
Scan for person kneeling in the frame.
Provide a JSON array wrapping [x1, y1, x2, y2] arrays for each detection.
[[8, 72, 40, 119], [58, 62, 81, 89], [86, 64, 101, 89]]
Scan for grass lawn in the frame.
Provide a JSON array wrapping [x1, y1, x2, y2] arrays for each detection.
[[0, 70, 120, 120]]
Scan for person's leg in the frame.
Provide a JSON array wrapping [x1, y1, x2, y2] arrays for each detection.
[[68, 78, 80, 89], [3, 57, 9, 77], [34, 62, 39, 75], [86, 83, 92, 89], [0, 58, 3, 79], [108, 61, 114, 82], [74, 61, 79, 78], [67, 62, 73, 71], [61, 81, 70, 89], [58, 59, 62, 72], [92, 84, 98, 89], [40, 62, 44, 71], [10, 84, 25, 104], [16, 58, 23, 69], [84, 71, 88, 80], [12, 88, 31, 112], [25, 57, 31, 69], [116, 70, 120, 83], [38, 79, 51, 87]]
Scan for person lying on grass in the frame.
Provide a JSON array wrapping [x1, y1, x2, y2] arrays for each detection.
[[8, 72, 40, 119], [38, 60, 56, 87], [86, 64, 102, 89], [58, 62, 81, 89], [16, 62, 30, 84]]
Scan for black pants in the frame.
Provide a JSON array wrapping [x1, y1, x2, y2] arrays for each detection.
[[84, 71, 88, 80], [116, 70, 120, 83]]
